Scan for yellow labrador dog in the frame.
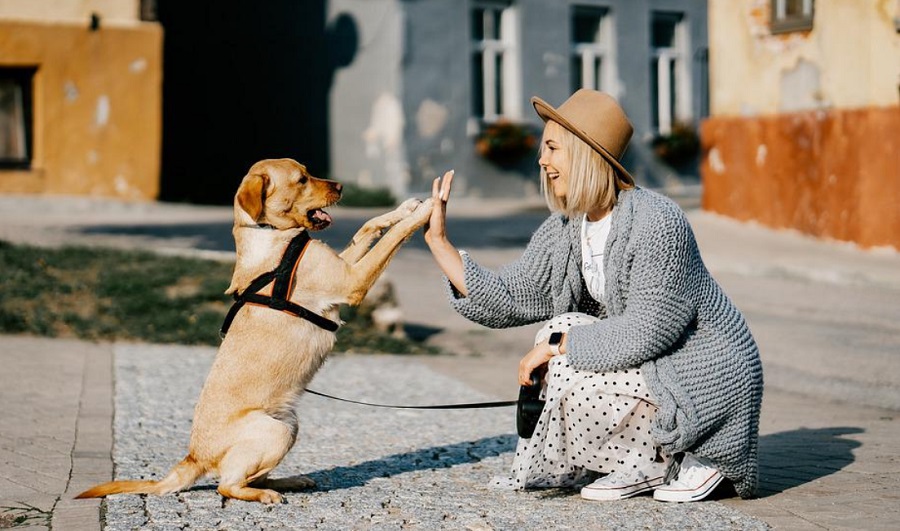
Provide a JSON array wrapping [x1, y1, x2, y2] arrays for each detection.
[[77, 158, 433, 504]]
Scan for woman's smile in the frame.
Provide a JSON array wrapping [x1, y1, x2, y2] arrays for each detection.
[[540, 121, 570, 198]]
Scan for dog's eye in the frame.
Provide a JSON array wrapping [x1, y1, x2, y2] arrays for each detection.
[[298, 175, 308, 184]]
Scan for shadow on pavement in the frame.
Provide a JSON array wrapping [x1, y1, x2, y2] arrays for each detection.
[[300, 434, 517, 493], [403, 323, 444, 342], [756, 426, 862, 497], [79, 222, 235, 252], [74, 211, 548, 254], [138, 428, 861, 500]]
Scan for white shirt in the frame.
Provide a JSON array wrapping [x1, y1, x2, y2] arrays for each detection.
[[581, 211, 613, 302]]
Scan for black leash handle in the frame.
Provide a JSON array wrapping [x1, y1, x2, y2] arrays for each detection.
[[304, 388, 517, 409]]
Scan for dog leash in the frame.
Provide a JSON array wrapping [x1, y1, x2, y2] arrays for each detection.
[[304, 388, 517, 409]]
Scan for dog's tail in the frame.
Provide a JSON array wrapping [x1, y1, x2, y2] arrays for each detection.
[[75, 455, 206, 499]]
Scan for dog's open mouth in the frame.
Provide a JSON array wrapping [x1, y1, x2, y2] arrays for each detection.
[[307, 208, 333, 230]]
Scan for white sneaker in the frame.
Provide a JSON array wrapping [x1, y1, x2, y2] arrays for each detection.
[[580, 468, 666, 501], [653, 453, 724, 502]]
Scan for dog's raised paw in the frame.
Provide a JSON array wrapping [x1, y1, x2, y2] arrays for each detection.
[[411, 198, 434, 221], [397, 198, 422, 216]]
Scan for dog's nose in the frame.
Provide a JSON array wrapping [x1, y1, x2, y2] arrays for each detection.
[[334, 182, 343, 192]]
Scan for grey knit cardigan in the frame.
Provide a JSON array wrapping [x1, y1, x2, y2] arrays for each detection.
[[446, 187, 763, 498]]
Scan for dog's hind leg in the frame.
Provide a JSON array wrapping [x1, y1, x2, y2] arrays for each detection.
[[215, 413, 296, 504]]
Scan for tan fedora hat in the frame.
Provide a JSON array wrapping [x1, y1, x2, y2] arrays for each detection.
[[531, 89, 635, 185]]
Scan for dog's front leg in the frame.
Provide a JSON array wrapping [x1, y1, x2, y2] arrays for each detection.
[[339, 198, 424, 264], [343, 199, 433, 305]]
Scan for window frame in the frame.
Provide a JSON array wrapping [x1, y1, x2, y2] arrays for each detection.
[[650, 11, 691, 136], [469, 0, 521, 125], [770, 0, 815, 34], [570, 5, 618, 96], [0, 67, 36, 170]]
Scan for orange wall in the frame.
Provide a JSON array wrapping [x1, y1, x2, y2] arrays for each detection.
[[0, 20, 162, 199], [701, 106, 900, 249]]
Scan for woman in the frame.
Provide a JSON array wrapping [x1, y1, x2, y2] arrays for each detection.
[[424, 89, 762, 502]]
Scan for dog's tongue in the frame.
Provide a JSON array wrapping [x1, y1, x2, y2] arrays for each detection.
[[311, 209, 332, 225]]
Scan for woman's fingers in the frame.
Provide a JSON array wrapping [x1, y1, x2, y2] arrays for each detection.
[[519, 342, 555, 385], [519, 354, 539, 385], [432, 174, 442, 200], [426, 171, 452, 244], [439, 170, 454, 202]]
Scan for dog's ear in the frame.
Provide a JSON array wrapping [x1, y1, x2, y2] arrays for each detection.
[[236, 172, 269, 222]]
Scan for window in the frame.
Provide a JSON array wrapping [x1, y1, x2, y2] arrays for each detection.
[[771, 0, 814, 34], [571, 6, 617, 96], [0, 67, 35, 169], [650, 12, 690, 136], [470, 1, 520, 122]]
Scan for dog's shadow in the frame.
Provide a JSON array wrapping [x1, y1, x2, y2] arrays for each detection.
[[754, 426, 862, 497], [269, 434, 517, 493]]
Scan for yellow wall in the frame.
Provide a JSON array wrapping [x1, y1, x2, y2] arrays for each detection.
[[708, 0, 900, 116], [0, 19, 162, 199], [0, 0, 139, 25], [703, 0, 900, 250]]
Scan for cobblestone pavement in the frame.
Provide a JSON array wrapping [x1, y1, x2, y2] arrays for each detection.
[[103, 344, 768, 531]]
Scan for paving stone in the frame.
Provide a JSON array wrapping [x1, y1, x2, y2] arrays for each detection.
[[102, 346, 768, 530]]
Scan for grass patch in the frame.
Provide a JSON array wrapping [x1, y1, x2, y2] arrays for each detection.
[[0, 240, 436, 354], [337, 182, 397, 207]]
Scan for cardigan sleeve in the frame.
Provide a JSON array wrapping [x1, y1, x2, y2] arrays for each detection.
[[443, 215, 561, 328], [566, 203, 699, 371]]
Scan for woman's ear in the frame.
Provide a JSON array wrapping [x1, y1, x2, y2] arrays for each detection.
[[236, 172, 269, 222]]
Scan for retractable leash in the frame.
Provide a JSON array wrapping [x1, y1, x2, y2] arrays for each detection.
[[303, 388, 517, 410], [304, 374, 545, 440]]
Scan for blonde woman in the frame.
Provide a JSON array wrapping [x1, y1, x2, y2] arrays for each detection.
[[424, 89, 762, 502]]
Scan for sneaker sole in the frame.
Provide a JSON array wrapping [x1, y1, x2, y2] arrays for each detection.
[[580, 477, 666, 501], [653, 472, 724, 502]]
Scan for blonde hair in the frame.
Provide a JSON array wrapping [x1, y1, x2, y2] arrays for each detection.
[[539, 121, 634, 218]]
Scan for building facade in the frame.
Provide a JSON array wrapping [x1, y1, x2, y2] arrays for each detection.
[[328, 0, 709, 200], [0, 0, 162, 199], [702, 0, 900, 249]]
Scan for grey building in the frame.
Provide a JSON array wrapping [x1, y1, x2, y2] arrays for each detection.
[[328, 0, 708, 200]]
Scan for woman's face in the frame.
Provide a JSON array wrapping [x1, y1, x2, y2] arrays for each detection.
[[539, 121, 570, 200]]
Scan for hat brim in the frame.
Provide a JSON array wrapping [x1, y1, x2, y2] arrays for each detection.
[[532, 96, 635, 186]]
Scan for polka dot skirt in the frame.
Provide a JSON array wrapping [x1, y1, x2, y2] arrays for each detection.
[[492, 312, 670, 490]]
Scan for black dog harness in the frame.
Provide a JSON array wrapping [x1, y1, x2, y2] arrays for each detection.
[[220, 231, 340, 337]]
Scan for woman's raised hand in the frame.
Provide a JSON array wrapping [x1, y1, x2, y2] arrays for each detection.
[[425, 170, 454, 246], [423, 170, 468, 296]]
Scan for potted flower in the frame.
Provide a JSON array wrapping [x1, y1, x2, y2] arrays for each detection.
[[475, 119, 538, 167], [650, 122, 700, 169]]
